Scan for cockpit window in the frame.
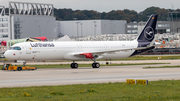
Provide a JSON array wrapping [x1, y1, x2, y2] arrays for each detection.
[[9, 47, 21, 50], [10, 47, 14, 50]]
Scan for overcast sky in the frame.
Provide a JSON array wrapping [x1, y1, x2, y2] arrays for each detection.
[[0, 0, 179, 12]]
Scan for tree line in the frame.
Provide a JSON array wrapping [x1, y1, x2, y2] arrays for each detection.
[[54, 6, 179, 22], [1, 6, 178, 22]]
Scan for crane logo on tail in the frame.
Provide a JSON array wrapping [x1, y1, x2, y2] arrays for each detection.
[[144, 26, 154, 41]]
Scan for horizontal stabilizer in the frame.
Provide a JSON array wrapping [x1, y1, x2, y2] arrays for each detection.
[[55, 35, 71, 41]]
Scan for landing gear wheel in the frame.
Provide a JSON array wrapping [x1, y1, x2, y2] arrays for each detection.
[[92, 63, 100, 68], [71, 63, 78, 69]]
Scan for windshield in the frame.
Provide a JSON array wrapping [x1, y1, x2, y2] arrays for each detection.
[[9, 47, 21, 50]]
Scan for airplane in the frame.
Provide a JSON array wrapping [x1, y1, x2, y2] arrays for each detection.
[[1, 36, 48, 46], [4, 14, 159, 69]]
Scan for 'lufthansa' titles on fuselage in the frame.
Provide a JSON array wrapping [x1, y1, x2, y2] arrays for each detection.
[[30, 43, 55, 47]]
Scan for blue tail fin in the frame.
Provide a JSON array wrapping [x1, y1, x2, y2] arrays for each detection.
[[130, 15, 158, 56], [137, 14, 158, 44]]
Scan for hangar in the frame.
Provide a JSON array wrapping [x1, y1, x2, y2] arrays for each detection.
[[0, 2, 56, 42], [126, 12, 180, 35], [56, 20, 127, 37]]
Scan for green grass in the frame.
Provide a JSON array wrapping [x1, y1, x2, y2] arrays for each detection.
[[95, 55, 180, 61], [0, 80, 180, 101], [117, 55, 180, 60], [1, 55, 180, 62], [143, 65, 180, 69], [9, 63, 170, 69]]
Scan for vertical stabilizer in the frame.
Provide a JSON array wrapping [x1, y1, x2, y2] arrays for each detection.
[[137, 14, 158, 44], [131, 15, 158, 56]]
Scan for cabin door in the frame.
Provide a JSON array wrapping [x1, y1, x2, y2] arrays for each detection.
[[26, 44, 31, 54]]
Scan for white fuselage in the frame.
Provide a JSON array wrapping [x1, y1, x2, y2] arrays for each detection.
[[4, 40, 138, 61]]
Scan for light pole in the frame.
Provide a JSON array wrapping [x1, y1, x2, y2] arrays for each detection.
[[80, 23, 83, 39], [76, 22, 80, 40], [47, 21, 50, 36], [35, 20, 39, 37], [39, 26, 41, 37], [171, 4, 175, 35], [171, 13, 174, 35], [93, 21, 97, 40], [110, 20, 113, 34]]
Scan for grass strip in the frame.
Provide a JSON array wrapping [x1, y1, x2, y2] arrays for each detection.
[[21, 63, 170, 69], [143, 65, 180, 69], [0, 80, 180, 101], [1, 55, 180, 62], [97, 55, 180, 61], [116, 55, 180, 60]]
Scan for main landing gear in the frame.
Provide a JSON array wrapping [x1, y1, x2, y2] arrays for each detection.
[[92, 58, 100, 68], [70, 59, 100, 69], [71, 62, 78, 69], [92, 62, 100, 68]]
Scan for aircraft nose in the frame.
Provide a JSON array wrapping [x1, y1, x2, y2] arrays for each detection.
[[4, 51, 11, 59]]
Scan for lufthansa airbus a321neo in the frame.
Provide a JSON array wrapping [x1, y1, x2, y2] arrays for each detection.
[[4, 14, 159, 69]]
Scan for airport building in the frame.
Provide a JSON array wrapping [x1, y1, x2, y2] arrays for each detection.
[[0, 6, 9, 41], [56, 20, 127, 37], [126, 21, 172, 34], [126, 12, 180, 34], [0, 2, 56, 42]]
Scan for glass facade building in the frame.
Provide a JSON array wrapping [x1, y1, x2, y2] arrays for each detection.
[[126, 21, 176, 34], [0, 16, 9, 41]]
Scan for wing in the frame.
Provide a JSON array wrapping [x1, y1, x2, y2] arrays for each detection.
[[72, 42, 177, 59], [72, 47, 151, 59]]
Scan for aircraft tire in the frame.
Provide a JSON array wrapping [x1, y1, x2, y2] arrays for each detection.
[[92, 63, 95, 68], [92, 63, 100, 68], [71, 63, 78, 69]]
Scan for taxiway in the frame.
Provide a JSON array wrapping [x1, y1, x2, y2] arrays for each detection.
[[0, 60, 180, 88]]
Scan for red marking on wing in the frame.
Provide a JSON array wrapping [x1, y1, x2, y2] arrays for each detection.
[[13, 53, 15, 56], [80, 53, 94, 59]]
